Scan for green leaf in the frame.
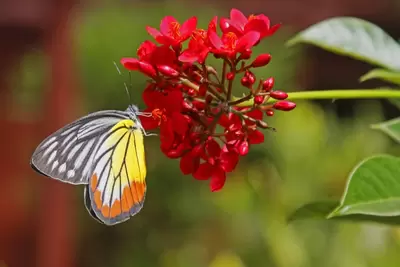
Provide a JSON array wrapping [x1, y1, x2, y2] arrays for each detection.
[[289, 200, 400, 225], [371, 117, 400, 143], [360, 68, 400, 85], [287, 17, 400, 70], [289, 155, 400, 225], [329, 155, 400, 218]]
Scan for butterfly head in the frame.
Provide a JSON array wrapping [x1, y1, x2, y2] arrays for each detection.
[[127, 104, 153, 135]]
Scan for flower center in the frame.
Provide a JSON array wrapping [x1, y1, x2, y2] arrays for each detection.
[[169, 22, 181, 39], [192, 29, 207, 43], [222, 32, 238, 50], [152, 108, 168, 125], [248, 14, 257, 21]]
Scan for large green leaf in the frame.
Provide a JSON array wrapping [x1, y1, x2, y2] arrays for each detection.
[[371, 117, 400, 143], [287, 17, 400, 70], [330, 155, 400, 217], [360, 68, 400, 85], [289, 200, 400, 225], [289, 155, 400, 225]]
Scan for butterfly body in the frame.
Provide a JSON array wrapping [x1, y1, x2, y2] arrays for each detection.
[[31, 105, 148, 225]]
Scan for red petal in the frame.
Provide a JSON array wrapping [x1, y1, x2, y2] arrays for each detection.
[[236, 31, 260, 51], [206, 138, 221, 158], [219, 18, 241, 35], [230, 8, 247, 29], [162, 89, 183, 113], [266, 23, 281, 37], [146, 26, 162, 39], [137, 40, 157, 59], [151, 45, 177, 66], [208, 31, 223, 49], [178, 50, 199, 63], [218, 114, 231, 128], [171, 112, 188, 135], [180, 153, 200, 175], [219, 151, 239, 172], [208, 16, 218, 34], [160, 16, 178, 36], [248, 130, 264, 144], [160, 120, 175, 149], [193, 162, 213, 180], [246, 109, 263, 120], [210, 167, 226, 192], [180, 16, 197, 37], [120, 58, 139, 71], [140, 114, 159, 130]]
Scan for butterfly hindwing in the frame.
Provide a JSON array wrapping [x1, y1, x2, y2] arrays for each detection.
[[31, 110, 131, 185], [88, 119, 147, 225]]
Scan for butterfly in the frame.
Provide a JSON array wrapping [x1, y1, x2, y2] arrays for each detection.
[[30, 104, 153, 226]]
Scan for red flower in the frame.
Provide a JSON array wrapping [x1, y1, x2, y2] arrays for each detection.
[[140, 86, 189, 150], [208, 30, 260, 59], [121, 42, 178, 77], [193, 139, 239, 191], [118, 9, 296, 192], [147, 16, 197, 46], [179, 29, 210, 64], [219, 8, 280, 40]]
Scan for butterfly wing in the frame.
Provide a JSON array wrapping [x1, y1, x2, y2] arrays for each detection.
[[87, 119, 147, 225], [31, 110, 132, 184]]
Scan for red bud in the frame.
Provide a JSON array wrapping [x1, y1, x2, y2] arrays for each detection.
[[138, 61, 157, 78], [241, 77, 250, 87], [262, 77, 274, 91], [239, 49, 252, 60], [270, 90, 288, 100], [251, 53, 272, 68], [266, 109, 274, 116], [273, 101, 296, 111], [238, 140, 249, 156], [157, 65, 179, 77], [254, 95, 265, 105], [246, 71, 256, 85], [226, 72, 235, 80], [121, 58, 139, 70]]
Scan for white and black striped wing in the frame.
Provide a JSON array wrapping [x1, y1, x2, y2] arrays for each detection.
[[30, 110, 131, 185]]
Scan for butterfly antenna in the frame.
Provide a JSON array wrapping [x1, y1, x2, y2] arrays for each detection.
[[113, 61, 132, 104]]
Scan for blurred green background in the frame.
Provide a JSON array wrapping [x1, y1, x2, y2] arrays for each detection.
[[7, 1, 400, 267]]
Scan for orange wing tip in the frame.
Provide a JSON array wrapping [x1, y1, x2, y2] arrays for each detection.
[[90, 181, 147, 223]]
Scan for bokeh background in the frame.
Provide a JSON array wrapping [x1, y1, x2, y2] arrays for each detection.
[[1, 0, 400, 266]]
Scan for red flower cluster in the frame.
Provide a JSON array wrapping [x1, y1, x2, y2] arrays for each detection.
[[121, 9, 296, 192]]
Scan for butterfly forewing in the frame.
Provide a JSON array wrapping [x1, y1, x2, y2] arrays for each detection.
[[31, 110, 132, 185], [87, 119, 147, 225]]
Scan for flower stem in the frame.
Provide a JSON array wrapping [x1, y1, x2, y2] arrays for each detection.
[[235, 88, 400, 107]]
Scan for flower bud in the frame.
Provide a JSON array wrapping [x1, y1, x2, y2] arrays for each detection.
[[138, 61, 157, 78], [239, 49, 252, 60], [270, 90, 288, 100], [254, 95, 265, 105], [273, 101, 296, 111], [266, 109, 274, 116], [238, 140, 249, 156], [226, 72, 235, 80], [241, 76, 250, 87], [262, 77, 274, 91], [157, 65, 179, 77], [251, 53, 271, 68], [121, 58, 139, 71], [246, 71, 256, 85]]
